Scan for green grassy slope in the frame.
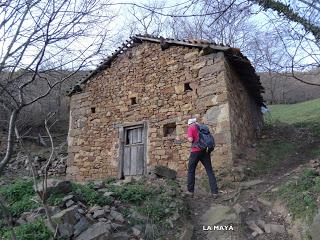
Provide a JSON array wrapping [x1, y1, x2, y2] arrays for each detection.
[[266, 98, 320, 136], [252, 98, 320, 175], [263, 99, 320, 233], [268, 98, 320, 124]]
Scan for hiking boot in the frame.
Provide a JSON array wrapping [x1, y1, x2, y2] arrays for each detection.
[[185, 191, 194, 198], [211, 193, 219, 199]]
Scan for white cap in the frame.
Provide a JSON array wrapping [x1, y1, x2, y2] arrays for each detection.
[[188, 118, 197, 125]]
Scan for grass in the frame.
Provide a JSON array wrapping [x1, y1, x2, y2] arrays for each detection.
[[0, 179, 39, 217], [254, 139, 297, 174], [103, 177, 117, 185], [266, 98, 320, 137], [137, 192, 182, 222], [0, 219, 53, 240], [106, 180, 158, 204], [108, 179, 186, 233], [252, 98, 320, 174], [0, 177, 187, 239], [278, 169, 320, 223], [310, 147, 320, 158], [137, 196, 170, 222], [46, 192, 65, 206], [71, 182, 113, 206]]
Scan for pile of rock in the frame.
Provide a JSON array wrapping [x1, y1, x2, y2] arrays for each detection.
[[15, 179, 140, 239], [6, 152, 67, 176], [310, 159, 320, 175], [35, 154, 67, 176], [50, 201, 132, 239], [14, 177, 187, 240]]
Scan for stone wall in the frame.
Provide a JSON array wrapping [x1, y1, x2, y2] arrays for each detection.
[[224, 59, 263, 160], [67, 42, 245, 181]]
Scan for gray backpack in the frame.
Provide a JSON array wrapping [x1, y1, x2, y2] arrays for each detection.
[[192, 124, 215, 153]]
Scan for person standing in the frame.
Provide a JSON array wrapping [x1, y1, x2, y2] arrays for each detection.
[[186, 118, 219, 199]]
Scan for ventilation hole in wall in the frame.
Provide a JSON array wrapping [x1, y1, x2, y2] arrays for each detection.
[[130, 97, 137, 105], [91, 107, 96, 113], [184, 82, 193, 92], [163, 122, 176, 137]]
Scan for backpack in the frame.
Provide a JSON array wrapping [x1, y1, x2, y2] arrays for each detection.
[[192, 124, 215, 153]]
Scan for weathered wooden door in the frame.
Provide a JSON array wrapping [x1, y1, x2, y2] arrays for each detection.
[[123, 125, 145, 176]]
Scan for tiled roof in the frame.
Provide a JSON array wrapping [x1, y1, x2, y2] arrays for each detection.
[[67, 34, 264, 106]]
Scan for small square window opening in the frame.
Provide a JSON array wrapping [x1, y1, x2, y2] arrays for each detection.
[[163, 123, 176, 137], [130, 97, 137, 105], [184, 83, 193, 92], [91, 107, 96, 113]]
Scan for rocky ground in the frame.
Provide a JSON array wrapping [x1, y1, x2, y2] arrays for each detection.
[[182, 124, 320, 240], [3, 142, 68, 178], [1, 158, 319, 240], [0, 168, 192, 240], [182, 162, 320, 240], [1, 123, 320, 240]]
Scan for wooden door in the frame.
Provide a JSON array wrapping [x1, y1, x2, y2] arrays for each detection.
[[123, 125, 145, 176]]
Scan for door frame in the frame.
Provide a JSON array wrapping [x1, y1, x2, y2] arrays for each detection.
[[118, 121, 148, 179]]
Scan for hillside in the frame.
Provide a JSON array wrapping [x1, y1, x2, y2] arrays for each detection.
[[268, 98, 320, 124], [259, 69, 320, 104], [267, 98, 320, 137]]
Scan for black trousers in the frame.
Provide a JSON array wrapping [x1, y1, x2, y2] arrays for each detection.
[[187, 151, 218, 194]]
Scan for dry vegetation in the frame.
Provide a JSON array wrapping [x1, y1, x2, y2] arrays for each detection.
[[259, 68, 320, 104]]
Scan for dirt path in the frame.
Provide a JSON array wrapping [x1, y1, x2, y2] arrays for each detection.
[[185, 188, 218, 240], [180, 125, 320, 239], [183, 161, 308, 240]]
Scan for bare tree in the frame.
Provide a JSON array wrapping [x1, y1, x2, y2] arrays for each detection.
[[130, 0, 320, 87], [0, 0, 115, 173], [168, 0, 255, 48], [14, 113, 59, 236], [128, 2, 166, 36], [249, 0, 320, 42]]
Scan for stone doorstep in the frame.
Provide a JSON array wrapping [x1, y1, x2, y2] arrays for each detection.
[[200, 204, 238, 226], [246, 220, 264, 235], [75, 222, 111, 240]]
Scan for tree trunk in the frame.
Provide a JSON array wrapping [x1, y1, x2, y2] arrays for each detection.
[[0, 109, 19, 173]]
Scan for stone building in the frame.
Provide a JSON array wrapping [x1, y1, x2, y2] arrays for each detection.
[[66, 35, 264, 181]]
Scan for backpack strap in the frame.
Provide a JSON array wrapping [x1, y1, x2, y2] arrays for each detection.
[[191, 124, 200, 148]]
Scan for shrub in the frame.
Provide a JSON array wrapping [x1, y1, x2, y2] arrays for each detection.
[[9, 197, 39, 217], [112, 182, 156, 204], [0, 179, 39, 217], [0, 179, 34, 203], [136, 192, 183, 225], [71, 183, 112, 206], [46, 192, 65, 206], [0, 219, 53, 240], [103, 177, 117, 185]]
